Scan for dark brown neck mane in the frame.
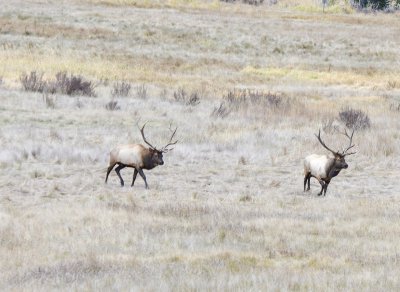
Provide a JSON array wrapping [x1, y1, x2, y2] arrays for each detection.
[[142, 149, 157, 170]]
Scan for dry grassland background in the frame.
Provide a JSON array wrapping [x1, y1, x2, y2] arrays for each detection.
[[1, 0, 400, 290]]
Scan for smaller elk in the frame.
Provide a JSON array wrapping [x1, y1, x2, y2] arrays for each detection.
[[105, 123, 177, 189], [304, 129, 356, 196]]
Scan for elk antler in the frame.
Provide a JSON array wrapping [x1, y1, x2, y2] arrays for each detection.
[[161, 124, 178, 153], [139, 122, 159, 151], [340, 128, 356, 156], [315, 129, 337, 155]]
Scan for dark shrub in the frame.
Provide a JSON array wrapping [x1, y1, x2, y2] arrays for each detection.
[[211, 89, 288, 119], [186, 92, 201, 106], [339, 107, 371, 130], [223, 89, 285, 110], [249, 91, 283, 107], [173, 88, 187, 103], [211, 102, 231, 118], [20, 71, 96, 96], [53, 72, 96, 97], [105, 100, 120, 111], [112, 81, 131, 97], [20, 71, 47, 92], [352, 0, 393, 10], [389, 102, 400, 112], [321, 117, 339, 134], [173, 88, 200, 106], [135, 84, 148, 99], [220, 0, 264, 5]]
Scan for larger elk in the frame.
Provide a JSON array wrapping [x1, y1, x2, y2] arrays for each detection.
[[105, 123, 177, 189], [304, 129, 356, 196]]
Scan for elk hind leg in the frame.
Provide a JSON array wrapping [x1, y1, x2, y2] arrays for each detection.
[[137, 168, 149, 189], [131, 169, 138, 187], [317, 180, 325, 196]]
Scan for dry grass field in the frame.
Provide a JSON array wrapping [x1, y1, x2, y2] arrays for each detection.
[[1, 0, 400, 290]]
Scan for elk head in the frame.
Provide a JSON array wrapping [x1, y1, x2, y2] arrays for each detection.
[[139, 122, 178, 166], [315, 128, 356, 171]]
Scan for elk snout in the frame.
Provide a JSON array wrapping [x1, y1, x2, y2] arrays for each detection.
[[343, 162, 348, 169]]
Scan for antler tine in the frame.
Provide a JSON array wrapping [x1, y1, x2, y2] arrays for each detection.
[[138, 122, 158, 150], [341, 128, 356, 156], [314, 129, 337, 155], [161, 146, 175, 153], [162, 126, 178, 153]]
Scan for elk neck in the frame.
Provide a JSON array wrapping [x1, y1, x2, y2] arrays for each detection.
[[142, 149, 157, 170], [325, 156, 342, 179]]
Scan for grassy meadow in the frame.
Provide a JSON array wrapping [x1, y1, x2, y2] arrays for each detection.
[[1, 0, 400, 290]]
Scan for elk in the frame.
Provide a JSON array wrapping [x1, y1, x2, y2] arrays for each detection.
[[105, 123, 177, 189], [304, 129, 356, 196]]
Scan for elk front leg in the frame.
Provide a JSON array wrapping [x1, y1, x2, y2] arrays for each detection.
[[115, 164, 126, 187], [323, 180, 330, 196], [317, 179, 325, 196], [137, 168, 149, 189], [131, 169, 138, 187], [105, 163, 116, 183]]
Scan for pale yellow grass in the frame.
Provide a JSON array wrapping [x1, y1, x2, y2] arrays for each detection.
[[242, 66, 400, 87], [85, 0, 351, 13], [0, 52, 176, 85], [3, 49, 398, 89], [85, 0, 221, 9], [2, 50, 399, 92]]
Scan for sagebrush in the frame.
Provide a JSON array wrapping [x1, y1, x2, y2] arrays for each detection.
[[339, 107, 371, 130], [20, 71, 96, 97]]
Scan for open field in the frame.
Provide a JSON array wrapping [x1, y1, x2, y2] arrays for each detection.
[[1, 0, 400, 290]]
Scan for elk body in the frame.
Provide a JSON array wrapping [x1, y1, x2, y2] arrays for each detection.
[[105, 124, 177, 189], [304, 129, 356, 196]]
